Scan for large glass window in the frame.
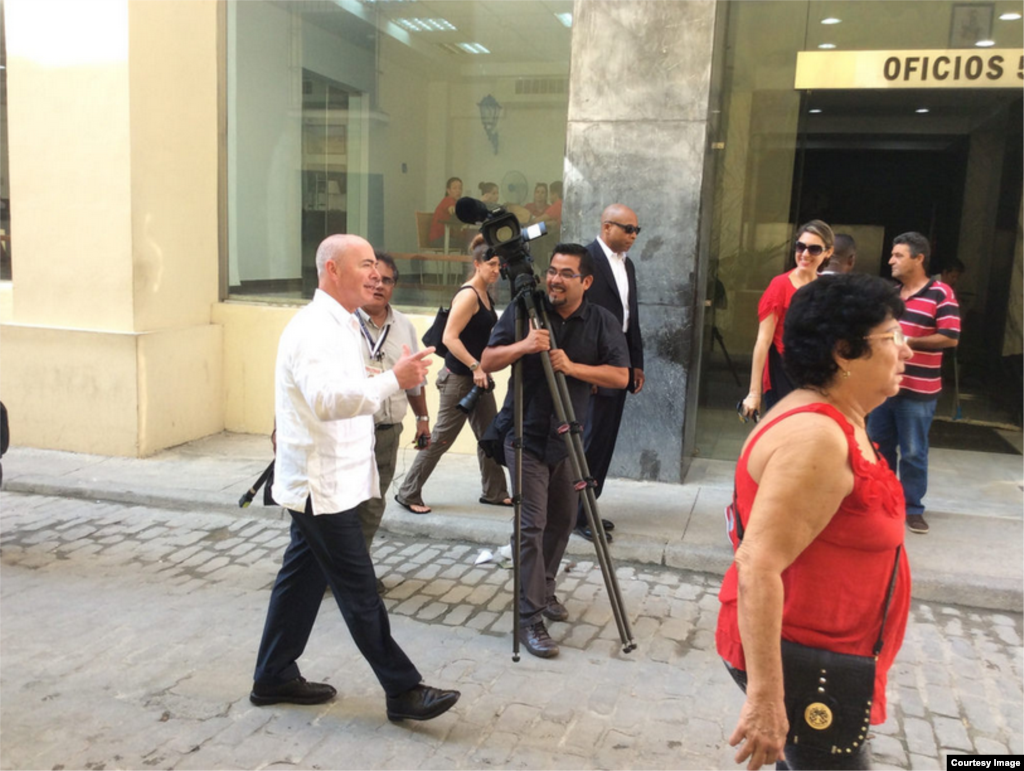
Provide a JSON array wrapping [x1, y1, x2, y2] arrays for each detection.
[[226, 0, 573, 311], [693, 0, 1023, 460]]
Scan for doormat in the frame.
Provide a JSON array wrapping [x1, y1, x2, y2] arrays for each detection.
[[929, 420, 1022, 455]]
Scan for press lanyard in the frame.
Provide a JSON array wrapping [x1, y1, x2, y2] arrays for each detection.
[[356, 311, 389, 362]]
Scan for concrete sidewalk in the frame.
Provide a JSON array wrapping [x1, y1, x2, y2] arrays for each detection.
[[2, 431, 1022, 611]]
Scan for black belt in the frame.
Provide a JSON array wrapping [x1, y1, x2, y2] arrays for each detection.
[[375, 423, 398, 430]]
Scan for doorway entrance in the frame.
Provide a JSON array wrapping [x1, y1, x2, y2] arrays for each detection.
[[692, 87, 1023, 462]]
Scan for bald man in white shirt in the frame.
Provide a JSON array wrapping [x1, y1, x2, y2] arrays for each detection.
[[250, 234, 460, 723]]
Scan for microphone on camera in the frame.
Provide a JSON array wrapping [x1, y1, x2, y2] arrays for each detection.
[[455, 196, 491, 225]]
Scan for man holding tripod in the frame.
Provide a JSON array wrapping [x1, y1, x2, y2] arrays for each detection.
[[481, 244, 630, 658]]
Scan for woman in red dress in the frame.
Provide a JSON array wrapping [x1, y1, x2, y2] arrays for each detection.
[[740, 220, 834, 420]]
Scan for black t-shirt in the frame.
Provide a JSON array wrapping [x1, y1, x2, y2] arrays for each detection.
[[444, 286, 498, 376], [488, 296, 630, 464]]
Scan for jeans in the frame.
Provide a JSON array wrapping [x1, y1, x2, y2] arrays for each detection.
[[867, 396, 937, 516]]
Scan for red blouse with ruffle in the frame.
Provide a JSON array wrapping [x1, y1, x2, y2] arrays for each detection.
[[715, 402, 911, 724]]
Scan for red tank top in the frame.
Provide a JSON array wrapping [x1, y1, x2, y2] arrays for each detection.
[[715, 402, 911, 724]]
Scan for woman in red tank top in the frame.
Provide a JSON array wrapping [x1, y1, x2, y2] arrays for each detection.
[[718, 274, 914, 770]]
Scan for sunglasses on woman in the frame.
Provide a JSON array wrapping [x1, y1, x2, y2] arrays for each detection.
[[794, 241, 825, 257]]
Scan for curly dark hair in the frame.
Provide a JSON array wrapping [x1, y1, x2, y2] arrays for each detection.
[[783, 274, 904, 389]]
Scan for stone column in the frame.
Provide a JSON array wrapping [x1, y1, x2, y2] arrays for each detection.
[[562, 0, 717, 483], [0, 0, 223, 456]]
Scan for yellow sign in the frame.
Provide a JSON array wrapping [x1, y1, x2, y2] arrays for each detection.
[[795, 50, 1024, 89]]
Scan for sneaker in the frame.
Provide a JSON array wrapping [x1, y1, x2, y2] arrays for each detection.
[[907, 514, 929, 534]]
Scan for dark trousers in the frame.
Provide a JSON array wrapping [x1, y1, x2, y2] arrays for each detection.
[[253, 498, 421, 698], [724, 663, 871, 770], [505, 437, 577, 625], [578, 388, 627, 527]]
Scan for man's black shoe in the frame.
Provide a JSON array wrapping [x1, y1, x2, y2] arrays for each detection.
[[574, 525, 612, 543], [519, 620, 559, 658], [542, 598, 569, 622], [386, 684, 460, 721], [575, 518, 615, 532], [250, 677, 336, 706]]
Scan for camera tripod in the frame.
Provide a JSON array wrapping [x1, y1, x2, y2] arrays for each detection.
[[506, 272, 637, 661]]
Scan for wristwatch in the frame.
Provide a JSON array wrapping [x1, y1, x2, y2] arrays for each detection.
[[415, 415, 429, 422], [469, 361, 480, 372]]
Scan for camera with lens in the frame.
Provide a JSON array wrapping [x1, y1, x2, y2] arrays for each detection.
[[457, 375, 495, 414], [454, 197, 547, 289]]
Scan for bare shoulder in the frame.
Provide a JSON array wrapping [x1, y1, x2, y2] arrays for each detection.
[[451, 285, 481, 311], [747, 409, 849, 482]]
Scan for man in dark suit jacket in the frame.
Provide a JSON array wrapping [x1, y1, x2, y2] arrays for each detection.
[[576, 204, 645, 541]]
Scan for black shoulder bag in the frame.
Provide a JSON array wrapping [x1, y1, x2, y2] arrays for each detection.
[[731, 488, 902, 755], [422, 286, 476, 358]]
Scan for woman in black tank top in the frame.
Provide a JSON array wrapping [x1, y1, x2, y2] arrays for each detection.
[[395, 236, 511, 514]]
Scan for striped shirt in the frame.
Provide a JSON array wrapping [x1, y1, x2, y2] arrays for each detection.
[[898, 280, 960, 399]]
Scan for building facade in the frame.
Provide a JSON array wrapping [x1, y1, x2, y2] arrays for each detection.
[[1, 0, 1020, 482]]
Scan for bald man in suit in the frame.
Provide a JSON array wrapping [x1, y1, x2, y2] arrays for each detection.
[[576, 204, 645, 541]]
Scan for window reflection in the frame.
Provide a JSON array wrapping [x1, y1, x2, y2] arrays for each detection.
[[226, 0, 572, 311]]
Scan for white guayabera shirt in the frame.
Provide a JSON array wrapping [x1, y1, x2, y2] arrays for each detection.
[[272, 289, 401, 515]]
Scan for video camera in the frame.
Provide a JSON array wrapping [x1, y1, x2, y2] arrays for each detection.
[[454, 197, 547, 289]]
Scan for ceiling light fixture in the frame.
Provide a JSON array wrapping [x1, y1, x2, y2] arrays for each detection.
[[821, 17, 841, 25], [975, 39, 996, 47], [999, 12, 1022, 20], [916, 108, 930, 114], [395, 17, 456, 32], [809, 108, 823, 114], [457, 42, 490, 55], [818, 43, 837, 49]]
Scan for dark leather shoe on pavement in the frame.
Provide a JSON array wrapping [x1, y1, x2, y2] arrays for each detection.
[[601, 518, 615, 532], [573, 525, 612, 543], [519, 620, 559, 658], [250, 677, 336, 706], [907, 514, 930, 534], [386, 684, 461, 722], [542, 598, 569, 622]]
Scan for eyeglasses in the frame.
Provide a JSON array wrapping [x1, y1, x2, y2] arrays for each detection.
[[794, 241, 825, 257], [864, 328, 907, 347], [605, 221, 642, 236], [378, 276, 396, 287], [546, 267, 583, 281]]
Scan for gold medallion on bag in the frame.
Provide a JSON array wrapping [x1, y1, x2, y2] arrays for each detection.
[[805, 702, 833, 730]]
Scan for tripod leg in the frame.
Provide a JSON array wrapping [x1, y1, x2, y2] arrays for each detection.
[[510, 315, 526, 663], [527, 295, 636, 653], [713, 326, 742, 388]]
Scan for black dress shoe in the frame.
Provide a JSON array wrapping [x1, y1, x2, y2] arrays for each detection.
[[386, 684, 461, 722], [573, 525, 612, 543], [519, 620, 559, 658], [576, 518, 615, 532], [542, 598, 569, 622], [250, 677, 337, 706]]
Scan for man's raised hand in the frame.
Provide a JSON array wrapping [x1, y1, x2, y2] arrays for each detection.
[[393, 345, 434, 390]]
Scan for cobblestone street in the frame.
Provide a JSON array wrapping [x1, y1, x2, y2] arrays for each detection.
[[1, 492, 1021, 770]]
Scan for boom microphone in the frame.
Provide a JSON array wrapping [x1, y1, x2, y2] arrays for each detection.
[[455, 196, 492, 225]]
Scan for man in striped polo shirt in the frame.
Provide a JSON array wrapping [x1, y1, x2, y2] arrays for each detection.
[[868, 232, 960, 534]]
